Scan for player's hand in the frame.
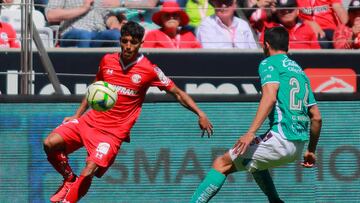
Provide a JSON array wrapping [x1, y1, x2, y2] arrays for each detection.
[[301, 150, 316, 168], [232, 132, 255, 156], [63, 115, 80, 123], [199, 115, 213, 138]]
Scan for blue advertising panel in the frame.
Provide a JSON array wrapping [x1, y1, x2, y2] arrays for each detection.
[[0, 101, 359, 202]]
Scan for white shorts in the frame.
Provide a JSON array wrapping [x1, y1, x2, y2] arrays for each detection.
[[229, 131, 305, 173]]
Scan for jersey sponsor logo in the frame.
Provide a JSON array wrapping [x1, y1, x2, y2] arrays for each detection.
[[282, 58, 304, 74], [300, 5, 329, 15], [154, 67, 170, 86], [106, 69, 113, 75], [113, 85, 139, 96], [304, 68, 357, 93], [95, 142, 110, 160], [301, 8, 312, 15], [313, 5, 329, 14], [131, 74, 142, 84]]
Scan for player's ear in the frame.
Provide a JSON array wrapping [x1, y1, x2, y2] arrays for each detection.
[[264, 41, 270, 48]]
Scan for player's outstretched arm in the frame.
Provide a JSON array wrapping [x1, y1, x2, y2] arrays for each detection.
[[302, 105, 322, 168], [233, 83, 278, 155], [63, 96, 89, 123], [167, 85, 213, 137]]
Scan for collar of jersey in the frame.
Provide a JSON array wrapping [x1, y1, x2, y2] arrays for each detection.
[[119, 53, 144, 71]]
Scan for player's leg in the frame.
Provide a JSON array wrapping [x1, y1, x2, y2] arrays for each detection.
[[191, 131, 293, 203], [43, 119, 83, 202], [62, 126, 123, 202], [252, 170, 284, 203], [190, 152, 237, 203], [244, 131, 303, 202], [43, 133, 77, 182], [62, 160, 98, 203]]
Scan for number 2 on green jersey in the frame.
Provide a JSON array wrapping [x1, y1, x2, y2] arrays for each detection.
[[289, 77, 309, 111]]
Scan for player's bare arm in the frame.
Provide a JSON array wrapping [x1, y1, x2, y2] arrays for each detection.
[[302, 105, 322, 168], [233, 83, 279, 155], [63, 79, 101, 122], [167, 85, 214, 136]]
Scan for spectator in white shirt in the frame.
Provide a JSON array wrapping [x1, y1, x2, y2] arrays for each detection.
[[196, 0, 258, 49]]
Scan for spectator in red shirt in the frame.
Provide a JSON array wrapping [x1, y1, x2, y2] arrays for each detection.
[[297, 0, 348, 49], [142, 1, 202, 48], [0, 0, 20, 48], [256, 0, 321, 49], [0, 22, 20, 48], [333, 0, 360, 49]]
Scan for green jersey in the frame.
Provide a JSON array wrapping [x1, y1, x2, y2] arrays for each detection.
[[259, 54, 316, 141]]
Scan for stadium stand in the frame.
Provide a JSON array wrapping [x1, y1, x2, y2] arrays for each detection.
[[0, 5, 54, 48]]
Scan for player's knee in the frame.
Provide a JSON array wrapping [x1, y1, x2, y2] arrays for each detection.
[[212, 156, 232, 175], [43, 136, 53, 153], [212, 156, 224, 170], [43, 133, 61, 153]]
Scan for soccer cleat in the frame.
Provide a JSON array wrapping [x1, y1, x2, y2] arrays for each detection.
[[50, 177, 78, 203]]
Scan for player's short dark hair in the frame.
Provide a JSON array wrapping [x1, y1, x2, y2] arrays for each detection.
[[264, 26, 289, 52], [120, 21, 145, 41]]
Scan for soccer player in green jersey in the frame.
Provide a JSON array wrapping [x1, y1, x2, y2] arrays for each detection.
[[190, 26, 322, 203]]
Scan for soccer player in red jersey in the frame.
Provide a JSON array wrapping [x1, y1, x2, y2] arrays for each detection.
[[43, 21, 214, 203]]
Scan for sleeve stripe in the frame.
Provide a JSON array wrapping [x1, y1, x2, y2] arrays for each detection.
[[306, 102, 317, 107], [262, 81, 280, 86]]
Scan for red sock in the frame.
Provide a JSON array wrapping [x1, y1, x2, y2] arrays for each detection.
[[63, 175, 92, 203], [47, 151, 75, 181]]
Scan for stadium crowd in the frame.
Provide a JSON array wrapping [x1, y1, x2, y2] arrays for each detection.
[[0, 0, 359, 49]]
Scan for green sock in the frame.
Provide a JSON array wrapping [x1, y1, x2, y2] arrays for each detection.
[[190, 168, 226, 203]]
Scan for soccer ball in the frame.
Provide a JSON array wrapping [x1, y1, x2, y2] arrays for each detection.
[[86, 81, 118, 111]]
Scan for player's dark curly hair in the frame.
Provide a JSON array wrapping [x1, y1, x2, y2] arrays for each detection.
[[120, 21, 145, 41], [264, 26, 289, 52]]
